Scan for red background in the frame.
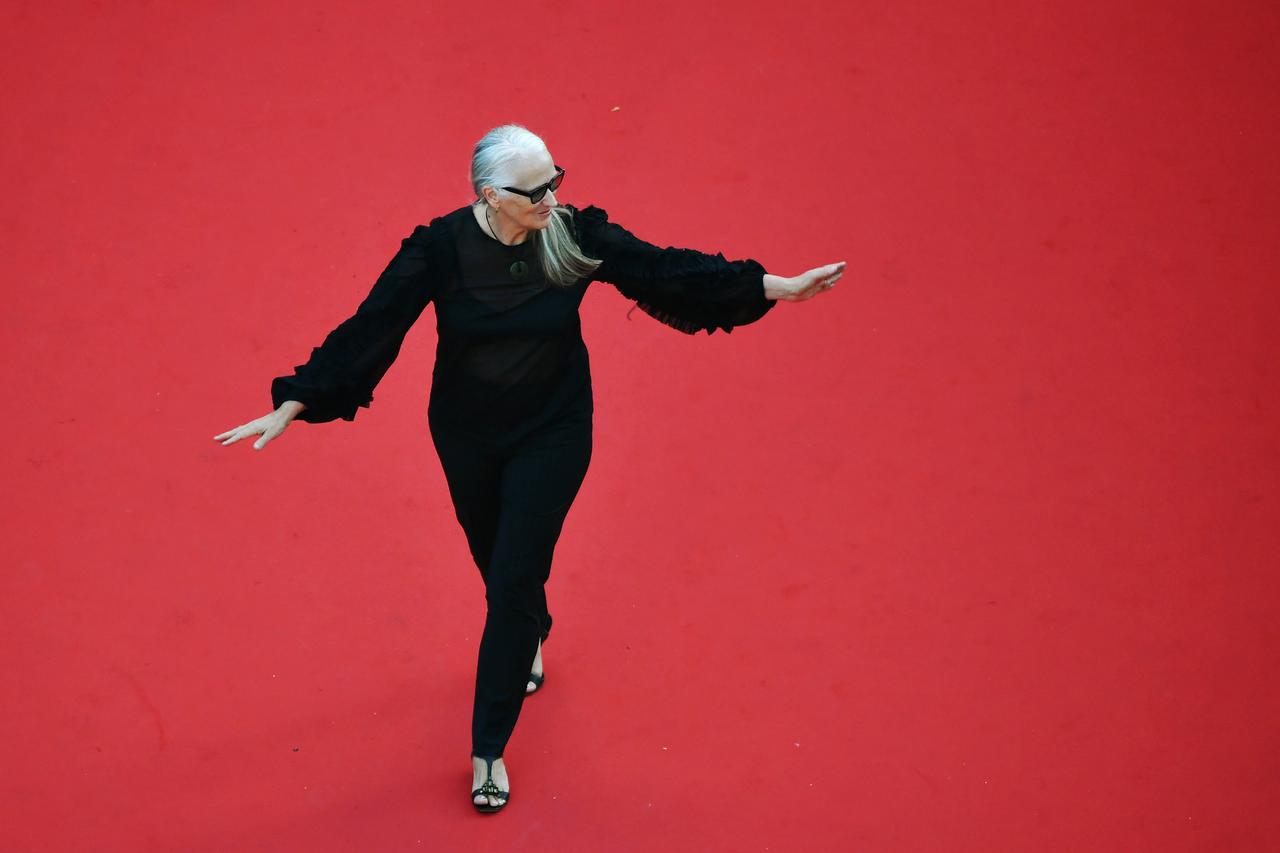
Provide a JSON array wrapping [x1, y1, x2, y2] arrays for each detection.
[[1, 1, 1277, 850]]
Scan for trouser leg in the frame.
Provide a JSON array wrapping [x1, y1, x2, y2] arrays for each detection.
[[429, 424, 502, 581], [471, 416, 592, 757], [431, 424, 558, 641]]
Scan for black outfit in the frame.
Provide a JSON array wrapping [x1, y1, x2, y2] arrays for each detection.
[[271, 202, 776, 758]]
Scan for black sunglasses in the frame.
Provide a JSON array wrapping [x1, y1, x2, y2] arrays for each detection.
[[502, 166, 565, 204]]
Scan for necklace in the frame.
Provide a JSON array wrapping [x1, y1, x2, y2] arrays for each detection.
[[484, 205, 509, 246], [483, 204, 533, 282]]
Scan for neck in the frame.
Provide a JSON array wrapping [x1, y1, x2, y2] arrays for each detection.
[[482, 203, 529, 245]]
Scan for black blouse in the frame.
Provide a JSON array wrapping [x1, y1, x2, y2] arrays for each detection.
[[270, 203, 776, 437]]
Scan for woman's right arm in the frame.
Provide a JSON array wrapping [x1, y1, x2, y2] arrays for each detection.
[[214, 223, 437, 451]]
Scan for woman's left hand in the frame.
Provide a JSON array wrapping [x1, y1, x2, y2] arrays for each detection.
[[764, 262, 845, 301]]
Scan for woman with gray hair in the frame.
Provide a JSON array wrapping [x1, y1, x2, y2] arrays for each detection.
[[214, 123, 843, 812]]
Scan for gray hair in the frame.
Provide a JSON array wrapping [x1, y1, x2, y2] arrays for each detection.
[[470, 124, 602, 287]]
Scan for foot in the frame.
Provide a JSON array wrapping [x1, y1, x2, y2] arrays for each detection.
[[471, 754, 509, 810], [526, 637, 544, 695]]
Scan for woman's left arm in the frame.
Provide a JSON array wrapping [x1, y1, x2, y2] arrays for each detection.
[[571, 204, 839, 335]]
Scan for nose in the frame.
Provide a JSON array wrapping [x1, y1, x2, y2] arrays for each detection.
[[541, 188, 558, 208]]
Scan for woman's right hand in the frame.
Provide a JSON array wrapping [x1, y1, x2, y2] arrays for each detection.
[[214, 401, 307, 451]]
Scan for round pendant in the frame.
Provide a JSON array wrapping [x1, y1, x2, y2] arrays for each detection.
[[509, 260, 530, 282]]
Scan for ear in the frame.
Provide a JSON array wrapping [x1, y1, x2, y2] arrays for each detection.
[[482, 186, 500, 207]]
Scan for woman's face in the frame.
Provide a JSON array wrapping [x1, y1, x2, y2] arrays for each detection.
[[489, 149, 560, 231]]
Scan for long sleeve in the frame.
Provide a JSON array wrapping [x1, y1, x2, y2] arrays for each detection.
[[270, 225, 436, 423], [568, 204, 777, 335]]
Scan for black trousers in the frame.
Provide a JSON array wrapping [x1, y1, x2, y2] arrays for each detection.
[[429, 408, 592, 758]]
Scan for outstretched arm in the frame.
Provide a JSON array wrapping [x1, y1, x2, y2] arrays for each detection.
[[214, 224, 437, 452], [569, 204, 777, 335], [570, 204, 842, 333], [268, 225, 437, 424]]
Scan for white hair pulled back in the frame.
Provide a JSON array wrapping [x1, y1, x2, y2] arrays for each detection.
[[470, 124, 601, 287]]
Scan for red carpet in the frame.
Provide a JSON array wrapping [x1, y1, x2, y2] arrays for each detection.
[[2, 1, 1277, 850]]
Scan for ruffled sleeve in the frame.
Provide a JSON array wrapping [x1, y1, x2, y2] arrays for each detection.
[[568, 204, 776, 335], [270, 224, 437, 423]]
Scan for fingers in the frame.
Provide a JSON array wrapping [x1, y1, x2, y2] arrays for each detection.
[[220, 429, 247, 446], [253, 420, 287, 451], [215, 412, 287, 449], [215, 421, 261, 447], [253, 427, 276, 451], [808, 271, 841, 290], [807, 262, 845, 285], [790, 263, 844, 301], [817, 262, 845, 289]]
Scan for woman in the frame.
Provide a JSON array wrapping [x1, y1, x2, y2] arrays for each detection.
[[214, 124, 843, 813]]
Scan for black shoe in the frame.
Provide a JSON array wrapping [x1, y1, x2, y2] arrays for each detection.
[[526, 670, 545, 695], [471, 754, 509, 813]]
